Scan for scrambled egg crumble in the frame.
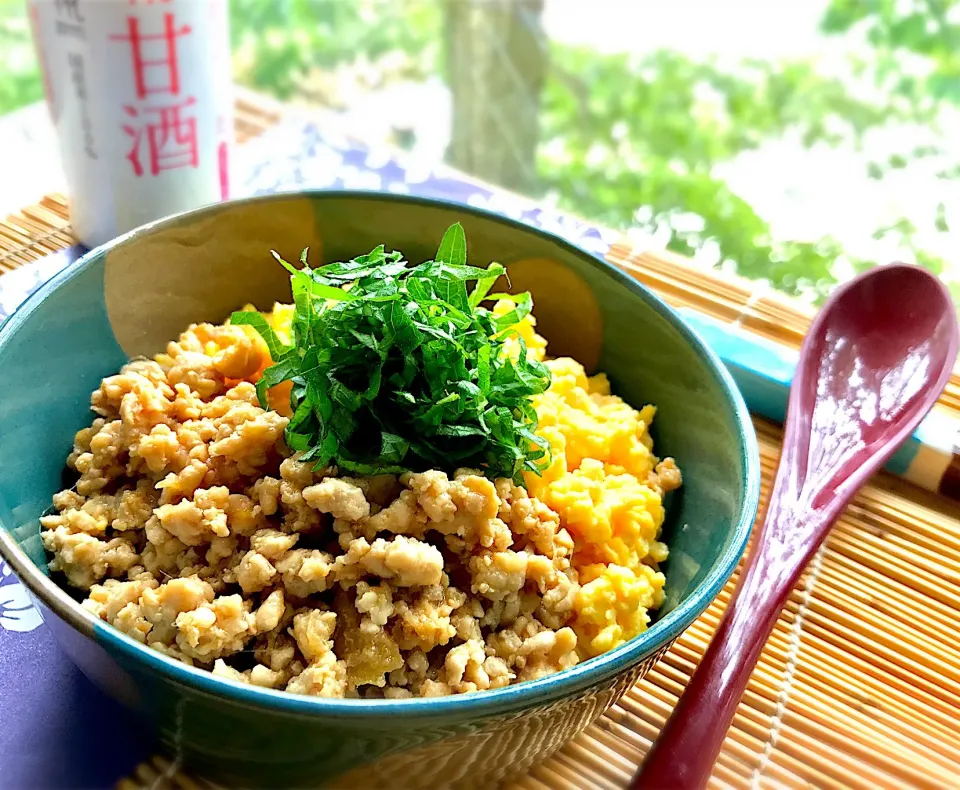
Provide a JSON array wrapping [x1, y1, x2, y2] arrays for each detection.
[[524, 352, 672, 658]]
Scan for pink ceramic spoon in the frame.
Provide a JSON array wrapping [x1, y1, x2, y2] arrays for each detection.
[[631, 263, 958, 790]]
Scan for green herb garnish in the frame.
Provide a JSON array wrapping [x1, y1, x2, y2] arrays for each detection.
[[230, 223, 551, 484]]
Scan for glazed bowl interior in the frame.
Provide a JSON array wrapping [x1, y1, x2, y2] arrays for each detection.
[[0, 191, 759, 715]]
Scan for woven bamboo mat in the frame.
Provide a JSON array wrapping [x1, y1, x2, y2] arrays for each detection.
[[4, 95, 960, 790]]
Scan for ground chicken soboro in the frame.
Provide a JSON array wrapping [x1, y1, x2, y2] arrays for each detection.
[[42, 305, 681, 698]]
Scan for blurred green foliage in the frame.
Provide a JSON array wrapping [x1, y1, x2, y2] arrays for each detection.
[[223, 0, 960, 301], [0, 0, 954, 302], [537, 50, 895, 299], [822, 0, 960, 107], [0, 0, 43, 114], [230, 0, 440, 98]]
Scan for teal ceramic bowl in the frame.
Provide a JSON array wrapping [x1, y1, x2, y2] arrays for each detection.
[[0, 192, 759, 789]]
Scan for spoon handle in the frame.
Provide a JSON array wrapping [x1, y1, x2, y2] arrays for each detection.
[[628, 543, 808, 788], [630, 450, 832, 790]]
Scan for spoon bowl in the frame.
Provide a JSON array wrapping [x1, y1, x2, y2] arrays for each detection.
[[803, 264, 956, 498], [631, 263, 958, 790]]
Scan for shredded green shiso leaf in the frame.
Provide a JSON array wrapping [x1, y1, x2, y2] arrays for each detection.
[[230, 223, 552, 484]]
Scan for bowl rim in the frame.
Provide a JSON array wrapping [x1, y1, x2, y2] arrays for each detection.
[[0, 189, 760, 719]]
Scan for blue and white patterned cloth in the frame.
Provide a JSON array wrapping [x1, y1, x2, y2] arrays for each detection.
[[0, 117, 622, 787]]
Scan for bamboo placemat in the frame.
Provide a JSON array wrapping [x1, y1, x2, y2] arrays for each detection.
[[4, 95, 960, 790]]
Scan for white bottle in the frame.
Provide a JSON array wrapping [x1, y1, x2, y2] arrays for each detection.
[[28, 0, 234, 248]]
